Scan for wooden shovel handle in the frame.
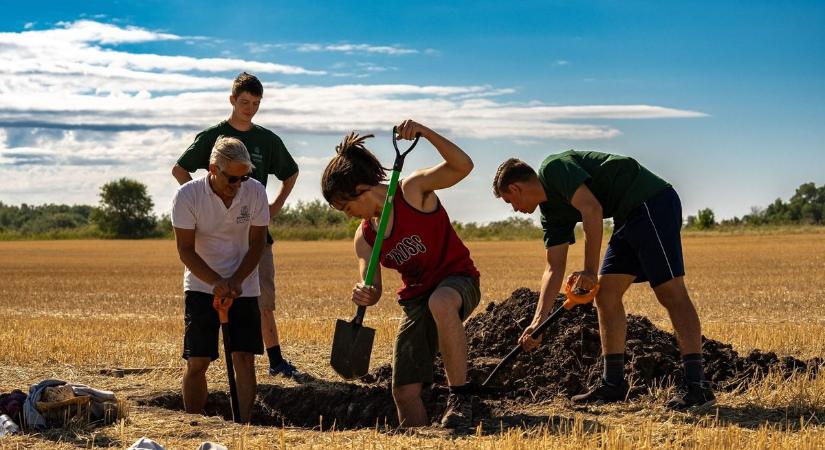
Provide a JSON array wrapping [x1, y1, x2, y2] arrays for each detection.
[[213, 296, 233, 324]]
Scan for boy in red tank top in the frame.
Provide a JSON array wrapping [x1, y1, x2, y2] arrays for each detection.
[[322, 120, 481, 429]]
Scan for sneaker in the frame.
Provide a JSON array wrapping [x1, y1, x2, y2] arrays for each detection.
[[268, 359, 304, 379], [571, 378, 629, 404], [667, 381, 716, 410], [440, 393, 473, 429]]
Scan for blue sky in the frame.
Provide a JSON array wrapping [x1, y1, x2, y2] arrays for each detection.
[[1, 1, 823, 223]]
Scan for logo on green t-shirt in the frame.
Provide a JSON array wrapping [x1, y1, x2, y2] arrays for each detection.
[[250, 146, 263, 166]]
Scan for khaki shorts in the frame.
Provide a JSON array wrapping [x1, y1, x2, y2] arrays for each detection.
[[257, 243, 276, 312], [392, 274, 481, 387]]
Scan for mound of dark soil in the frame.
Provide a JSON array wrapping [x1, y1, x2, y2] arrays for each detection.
[[139, 288, 821, 429], [366, 288, 821, 401]]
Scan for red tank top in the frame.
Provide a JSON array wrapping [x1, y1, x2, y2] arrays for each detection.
[[362, 183, 480, 301]]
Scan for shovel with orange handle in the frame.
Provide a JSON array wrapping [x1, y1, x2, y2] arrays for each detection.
[[213, 296, 241, 423], [481, 274, 600, 387]]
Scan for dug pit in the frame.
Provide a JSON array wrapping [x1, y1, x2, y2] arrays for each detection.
[[138, 288, 821, 428]]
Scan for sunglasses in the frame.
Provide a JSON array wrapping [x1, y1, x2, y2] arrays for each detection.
[[221, 170, 252, 184]]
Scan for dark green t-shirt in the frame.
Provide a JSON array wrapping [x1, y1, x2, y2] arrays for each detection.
[[177, 121, 298, 187], [538, 150, 670, 248]]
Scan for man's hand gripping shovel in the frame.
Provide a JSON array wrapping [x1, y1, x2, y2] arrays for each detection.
[[213, 296, 241, 423], [329, 127, 421, 380], [480, 274, 600, 388]]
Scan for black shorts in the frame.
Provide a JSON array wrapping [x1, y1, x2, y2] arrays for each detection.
[[600, 187, 686, 288], [182, 291, 263, 360]]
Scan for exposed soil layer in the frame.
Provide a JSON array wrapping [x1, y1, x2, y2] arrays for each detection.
[[139, 288, 821, 428], [136, 383, 442, 429]]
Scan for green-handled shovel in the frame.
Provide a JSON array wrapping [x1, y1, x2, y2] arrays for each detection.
[[330, 127, 420, 380]]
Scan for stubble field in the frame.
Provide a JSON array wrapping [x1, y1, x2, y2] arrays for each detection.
[[0, 232, 823, 449]]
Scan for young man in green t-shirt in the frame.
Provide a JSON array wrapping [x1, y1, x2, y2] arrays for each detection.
[[173, 72, 302, 379], [492, 151, 714, 409]]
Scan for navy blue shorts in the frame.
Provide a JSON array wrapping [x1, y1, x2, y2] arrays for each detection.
[[182, 291, 263, 360], [600, 187, 685, 287]]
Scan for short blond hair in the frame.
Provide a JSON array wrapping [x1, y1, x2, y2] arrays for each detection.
[[210, 136, 255, 171]]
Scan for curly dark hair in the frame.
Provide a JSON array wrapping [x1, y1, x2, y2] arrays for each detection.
[[321, 132, 387, 205]]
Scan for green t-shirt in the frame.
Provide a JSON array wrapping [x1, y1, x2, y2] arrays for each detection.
[[538, 150, 670, 248], [177, 121, 298, 187]]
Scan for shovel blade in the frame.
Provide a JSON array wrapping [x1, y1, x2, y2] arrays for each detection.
[[330, 318, 376, 379]]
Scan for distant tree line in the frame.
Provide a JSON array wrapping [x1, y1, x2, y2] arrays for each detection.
[[0, 202, 97, 237], [2, 180, 823, 240], [0, 178, 167, 239], [686, 182, 825, 230]]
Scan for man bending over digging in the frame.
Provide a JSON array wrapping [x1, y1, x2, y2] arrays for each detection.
[[322, 120, 481, 428], [492, 151, 715, 409], [172, 137, 269, 423]]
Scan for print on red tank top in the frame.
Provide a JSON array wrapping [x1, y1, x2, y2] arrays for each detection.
[[362, 182, 480, 301]]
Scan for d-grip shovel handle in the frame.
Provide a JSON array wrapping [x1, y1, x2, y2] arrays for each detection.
[[391, 125, 421, 170], [213, 296, 234, 323], [562, 274, 599, 310], [351, 127, 420, 327]]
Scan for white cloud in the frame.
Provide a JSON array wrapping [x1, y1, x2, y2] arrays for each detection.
[[0, 20, 708, 215], [293, 156, 329, 166], [0, 20, 705, 140], [250, 42, 420, 56], [296, 43, 418, 55]]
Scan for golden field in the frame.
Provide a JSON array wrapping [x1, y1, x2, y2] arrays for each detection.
[[0, 233, 824, 449]]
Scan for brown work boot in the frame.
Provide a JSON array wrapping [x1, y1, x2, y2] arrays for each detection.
[[571, 378, 629, 404], [440, 393, 473, 429]]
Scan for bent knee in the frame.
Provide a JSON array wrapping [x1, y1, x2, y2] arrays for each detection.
[[428, 291, 461, 319], [186, 358, 210, 375], [593, 293, 623, 309]]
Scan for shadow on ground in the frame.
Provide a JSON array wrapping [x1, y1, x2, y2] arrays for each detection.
[[681, 403, 825, 430]]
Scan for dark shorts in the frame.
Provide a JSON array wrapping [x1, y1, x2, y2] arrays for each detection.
[[392, 275, 481, 387], [601, 186, 686, 288], [182, 291, 264, 361]]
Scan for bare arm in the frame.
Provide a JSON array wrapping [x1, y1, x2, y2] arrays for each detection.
[[268, 171, 298, 219], [397, 120, 474, 196], [570, 184, 603, 287], [228, 225, 268, 292], [172, 164, 193, 185], [519, 243, 569, 350], [174, 226, 221, 285], [352, 225, 383, 306]]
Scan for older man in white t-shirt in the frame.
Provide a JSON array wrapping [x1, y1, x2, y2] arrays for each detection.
[[171, 136, 269, 423]]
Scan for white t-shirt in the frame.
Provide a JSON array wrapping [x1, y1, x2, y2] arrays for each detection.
[[171, 176, 270, 296]]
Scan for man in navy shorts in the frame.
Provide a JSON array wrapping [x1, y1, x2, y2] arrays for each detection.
[[492, 151, 715, 409], [172, 136, 270, 422]]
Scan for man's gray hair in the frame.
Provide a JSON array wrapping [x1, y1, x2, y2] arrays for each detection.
[[210, 136, 255, 171]]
